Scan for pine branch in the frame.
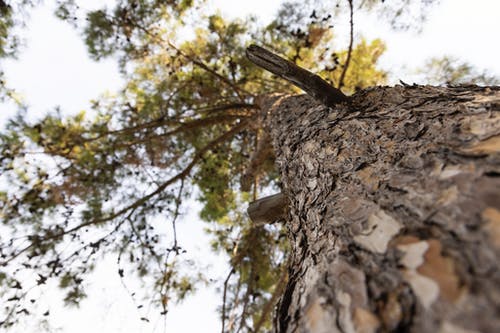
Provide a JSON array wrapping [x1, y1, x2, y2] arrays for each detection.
[[166, 41, 252, 100], [1, 121, 249, 266], [116, 114, 248, 148], [84, 103, 256, 142]]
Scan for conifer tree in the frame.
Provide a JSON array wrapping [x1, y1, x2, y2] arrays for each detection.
[[7, 1, 495, 331]]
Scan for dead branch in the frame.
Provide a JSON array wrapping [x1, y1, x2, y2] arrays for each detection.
[[338, 0, 354, 89]]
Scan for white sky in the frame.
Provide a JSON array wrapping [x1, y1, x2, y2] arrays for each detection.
[[1, 0, 500, 332]]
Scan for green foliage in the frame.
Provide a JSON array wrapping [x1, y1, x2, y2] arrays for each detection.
[[59, 272, 87, 307], [84, 10, 116, 59], [0, 0, 37, 103], [80, 0, 200, 64], [0, 0, 448, 330], [0, 1, 16, 58], [321, 38, 387, 93], [196, 150, 237, 221], [54, 0, 78, 23], [419, 56, 500, 86]]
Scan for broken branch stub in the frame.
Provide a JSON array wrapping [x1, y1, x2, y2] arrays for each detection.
[[246, 44, 350, 107], [247, 192, 287, 225]]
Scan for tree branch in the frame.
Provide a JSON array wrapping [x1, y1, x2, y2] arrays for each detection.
[[198, 103, 259, 115], [338, 0, 354, 89], [170, 178, 184, 254], [167, 41, 252, 101], [116, 114, 249, 148], [246, 45, 350, 107], [84, 103, 256, 142], [107, 14, 253, 102], [241, 129, 273, 192], [221, 268, 235, 333], [1, 121, 249, 266], [65, 120, 249, 232]]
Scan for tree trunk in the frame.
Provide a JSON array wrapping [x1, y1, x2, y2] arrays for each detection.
[[264, 85, 500, 333]]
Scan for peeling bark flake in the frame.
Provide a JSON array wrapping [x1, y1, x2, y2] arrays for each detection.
[[353, 209, 402, 253]]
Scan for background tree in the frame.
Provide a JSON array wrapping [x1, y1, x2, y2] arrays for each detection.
[[418, 56, 500, 86], [0, 0, 496, 331]]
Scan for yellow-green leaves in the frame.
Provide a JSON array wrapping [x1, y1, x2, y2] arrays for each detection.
[[326, 38, 387, 93], [208, 14, 225, 34]]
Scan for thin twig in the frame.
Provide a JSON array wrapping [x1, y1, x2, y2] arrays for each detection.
[[221, 268, 235, 333], [236, 262, 256, 333], [171, 178, 184, 254], [338, 0, 354, 89], [227, 277, 242, 331]]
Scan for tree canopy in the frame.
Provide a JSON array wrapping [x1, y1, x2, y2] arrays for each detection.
[[0, 0, 496, 331]]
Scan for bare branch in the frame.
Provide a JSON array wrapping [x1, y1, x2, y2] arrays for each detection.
[[221, 268, 235, 333], [246, 45, 350, 107], [247, 192, 287, 226], [198, 103, 259, 115], [170, 178, 184, 254], [338, 0, 354, 89]]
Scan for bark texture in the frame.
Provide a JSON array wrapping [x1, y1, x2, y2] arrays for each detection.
[[264, 85, 500, 333]]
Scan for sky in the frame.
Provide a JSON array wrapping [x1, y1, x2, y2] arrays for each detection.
[[1, 0, 500, 332]]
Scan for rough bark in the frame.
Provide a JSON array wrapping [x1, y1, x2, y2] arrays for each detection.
[[263, 85, 500, 333]]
